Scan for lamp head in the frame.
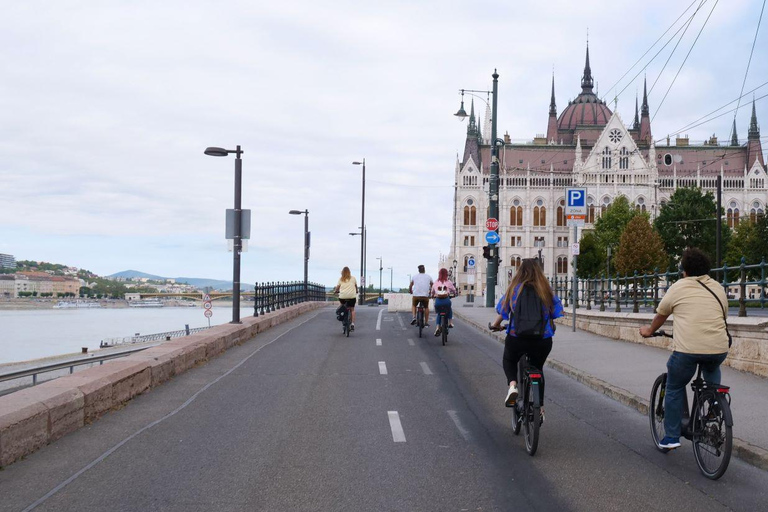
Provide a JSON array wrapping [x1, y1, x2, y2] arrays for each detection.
[[204, 147, 229, 157], [289, 210, 303, 215], [352, 161, 362, 165]]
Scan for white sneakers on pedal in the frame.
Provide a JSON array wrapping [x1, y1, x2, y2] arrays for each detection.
[[505, 384, 519, 407]]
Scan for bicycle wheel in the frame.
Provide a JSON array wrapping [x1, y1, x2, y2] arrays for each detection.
[[649, 373, 670, 453], [692, 393, 732, 480], [523, 381, 540, 456], [441, 314, 448, 346], [418, 309, 423, 338], [511, 402, 522, 435]]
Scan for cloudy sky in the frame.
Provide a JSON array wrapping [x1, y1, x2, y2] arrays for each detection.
[[1, 0, 765, 289]]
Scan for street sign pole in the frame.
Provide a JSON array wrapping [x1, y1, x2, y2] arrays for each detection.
[[565, 188, 587, 333], [572, 224, 577, 332]]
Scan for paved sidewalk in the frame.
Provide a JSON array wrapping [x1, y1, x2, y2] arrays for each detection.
[[454, 306, 768, 471]]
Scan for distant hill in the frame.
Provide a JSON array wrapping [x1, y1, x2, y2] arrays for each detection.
[[108, 270, 254, 291]]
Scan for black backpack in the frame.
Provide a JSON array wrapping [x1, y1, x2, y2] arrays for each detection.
[[513, 285, 545, 339]]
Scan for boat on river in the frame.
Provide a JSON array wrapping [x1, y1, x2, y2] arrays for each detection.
[[53, 301, 103, 309], [128, 299, 164, 308]]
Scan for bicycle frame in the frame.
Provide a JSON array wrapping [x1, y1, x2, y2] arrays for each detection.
[[680, 370, 733, 439]]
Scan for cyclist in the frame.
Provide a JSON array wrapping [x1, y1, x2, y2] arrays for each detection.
[[333, 266, 358, 331], [490, 258, 563, 421], [409, 265, 433, 327], [640, 248, 729, 449], [431, 267, 457, 336]]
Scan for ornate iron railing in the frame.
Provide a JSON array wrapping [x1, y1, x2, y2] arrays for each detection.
[[253, 281, 328, 317]]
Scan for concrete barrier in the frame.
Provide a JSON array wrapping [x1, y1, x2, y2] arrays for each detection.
[[0, 302, 326, 468], [556, 310, 768, 378], [386, 293, 433, 313]]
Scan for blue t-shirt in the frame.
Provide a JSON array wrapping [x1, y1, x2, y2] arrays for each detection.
[[495, 284, 564, 338]]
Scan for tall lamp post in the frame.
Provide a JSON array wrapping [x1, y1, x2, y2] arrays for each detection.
[[353, 159, 366, 304], [204, 145, 244, 324], [452, 259, 458, 287], [289, 209, 309, 299], [455, 70, 501, 307], [349, 226, 366, 303], [387, 267, 393, 292], [376, 257, 383, 301]]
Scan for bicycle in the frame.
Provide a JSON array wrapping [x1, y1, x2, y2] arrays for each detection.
[[490, 324, 543, 456], [433, 294, 455, 346], [415, 300, 427, 338], [335, 301, 351, 337], [648, 330, 733, 480]]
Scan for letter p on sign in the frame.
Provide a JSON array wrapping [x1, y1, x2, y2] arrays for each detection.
[[567, 189, 584, 207]]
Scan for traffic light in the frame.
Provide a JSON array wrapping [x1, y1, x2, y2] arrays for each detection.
[[482, 246, 491, 259]]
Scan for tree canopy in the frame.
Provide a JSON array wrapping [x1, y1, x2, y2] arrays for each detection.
[[575, 231, 603, 278], [614, 216, 668, 275], [654, 187, 730, 268]]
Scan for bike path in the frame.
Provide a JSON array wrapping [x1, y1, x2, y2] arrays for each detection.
[[454, 306, 768, 470]]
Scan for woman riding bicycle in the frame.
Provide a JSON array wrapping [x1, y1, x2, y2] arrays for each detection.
[[490, 258, 563, 420], [333, 266, 358, 331], [431, 268, 457, 336]]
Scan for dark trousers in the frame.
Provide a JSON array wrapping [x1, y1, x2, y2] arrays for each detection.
[[503, 336, 553, 403]]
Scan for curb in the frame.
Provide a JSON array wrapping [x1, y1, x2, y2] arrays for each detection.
[[454, 310, 768, 472]]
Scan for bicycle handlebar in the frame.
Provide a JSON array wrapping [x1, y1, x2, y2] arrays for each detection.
[[652, 330, 673, 338], [488, 322, 507, 332]]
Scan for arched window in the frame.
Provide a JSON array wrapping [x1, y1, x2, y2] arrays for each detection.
[[510, 200, 523, 226], [463, 255, 469, 272], [533, 199, 546, 227], [463, 206, 470, 225], [636, 197, 646, 213], [619, 147, 629, 170], [587, 196, 596, 223], [463, 203, 477, 225], [602, 147, 612, 169], [750, 205, 764, 223], [557, 256, 568, 274], [601, 196, 611, 215], [510, 256, 521, 269], [556, 199, 566, 227]]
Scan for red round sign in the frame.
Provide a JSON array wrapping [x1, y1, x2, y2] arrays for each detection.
[[486, 218, 499, 231]]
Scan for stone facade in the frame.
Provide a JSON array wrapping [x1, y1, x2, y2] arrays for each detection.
[[445, 45, 767, 297]]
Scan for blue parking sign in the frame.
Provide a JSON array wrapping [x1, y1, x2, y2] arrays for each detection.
[[565, 188, 587, 216]]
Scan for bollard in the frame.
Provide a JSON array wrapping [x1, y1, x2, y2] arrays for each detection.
[[185, 324, 190, 335], [82, 347, 88, 354]]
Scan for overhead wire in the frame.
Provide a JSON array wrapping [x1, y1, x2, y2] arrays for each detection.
[[729, 0, 766, 141], [652, 0, 720, 122]]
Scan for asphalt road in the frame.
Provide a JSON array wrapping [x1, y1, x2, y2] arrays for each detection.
[[2, 307, 767, 511]]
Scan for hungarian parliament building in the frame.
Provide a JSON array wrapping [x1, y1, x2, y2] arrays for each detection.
[[445, 45, 766, 296]]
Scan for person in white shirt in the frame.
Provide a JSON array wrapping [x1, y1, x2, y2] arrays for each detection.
[[409, 265, 433, 326]]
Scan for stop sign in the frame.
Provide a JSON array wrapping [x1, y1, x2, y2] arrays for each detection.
[[486, 218, 499, 231]]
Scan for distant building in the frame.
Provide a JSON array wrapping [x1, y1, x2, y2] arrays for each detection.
[[446, 44, 766, 296], [0, 253, 16, 269], [0, 275, 14, 298]]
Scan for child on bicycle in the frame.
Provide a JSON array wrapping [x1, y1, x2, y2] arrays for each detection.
[[490, 258, 563, 421], [430, 268, 457, 336]]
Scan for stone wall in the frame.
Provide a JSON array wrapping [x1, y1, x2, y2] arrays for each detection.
[[0, 302, 326, 468], [557, 310, 768, 378]]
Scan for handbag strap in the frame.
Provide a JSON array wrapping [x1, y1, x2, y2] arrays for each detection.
[[695, 280, 731, 346]]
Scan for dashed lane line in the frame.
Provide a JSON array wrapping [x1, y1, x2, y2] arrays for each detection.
[[420, 362, 433, 375], [388, 411, 406, 442], [407, 338, 415, 346], [378, 361, 388, 375], [376, 308, 384, 330], [376, 338, 382, 346]]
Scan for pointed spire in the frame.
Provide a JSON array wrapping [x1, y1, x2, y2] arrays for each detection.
[[549, 73, 557, 115], [581, 43, 594, 92], [633, 95, 640, 130], [731, 118, 739, 146], [749, 97, 760, 139], [641, 77, 649, 116], [466, 98, 477, 136]]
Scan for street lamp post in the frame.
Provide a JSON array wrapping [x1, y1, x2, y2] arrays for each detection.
[[349, 225, 367, 304], [204, 145, 244, 324], [289, 209, 309, 300], [387, 267, 393, 292], [376, 257, 383, 301], [452, 259, 458, 287], [353, 159, 366, 304], [455, 70, 501, 307]]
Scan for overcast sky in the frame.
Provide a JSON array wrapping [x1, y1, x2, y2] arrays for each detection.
[[1, 0, 765, 289]]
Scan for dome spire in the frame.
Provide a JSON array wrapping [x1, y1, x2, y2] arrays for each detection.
[[581, 41, 594, 93]]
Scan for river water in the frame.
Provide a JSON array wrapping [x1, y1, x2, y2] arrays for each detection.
[[0, 306, 254, 365]]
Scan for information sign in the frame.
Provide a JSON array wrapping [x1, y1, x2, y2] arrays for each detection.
[[571, 243, 580, 256], [566, 188, 587, 215], [485, 231, 500, 245], [467, 257, 476, 268]]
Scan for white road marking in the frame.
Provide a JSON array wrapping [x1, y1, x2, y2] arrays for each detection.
[[376, 308, 384, 330], [407, 338, 415, 346], [396, 314, 405, 328], [420, 362, 433, 375], [376, 338, 382, 346], [388, 411, 406, 442], [447, 410, 471, 441], [378, 361, 388, 375]]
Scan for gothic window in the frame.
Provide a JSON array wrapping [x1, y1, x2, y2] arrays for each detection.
[[587, 196, 596, 223], [556, 199, 566, 227], [463, 205, 477, 225], [750, 202, 764, 223], [601, 196, 611, 215], [463, 255, 469, 272], [557, 256, 568, 274], [533, 199, 546, 227], [602, 147, 612, 169], [619, 147, 629, 170], [510, 205, 523, 226], [510, 256, 521, 269], [635, 197, 646, 213]]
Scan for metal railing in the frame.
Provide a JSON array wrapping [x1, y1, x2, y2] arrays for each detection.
[[253, 281, 327, 317], [550, 257, 767, 317], [100, 326, 211, 347], [0, 345, 157, 389]]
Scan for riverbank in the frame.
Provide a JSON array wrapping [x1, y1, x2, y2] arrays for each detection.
[[0, 298, 207, 310]]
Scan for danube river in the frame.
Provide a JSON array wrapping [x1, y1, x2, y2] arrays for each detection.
[[0, 306, 254, 365]]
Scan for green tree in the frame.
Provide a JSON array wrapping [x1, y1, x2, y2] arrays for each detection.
[[575, 231, 603, 278], [614, 216, 667, 275], [725, 217, 768, 278], [593, 195, 643, 272], [654, 187, 730, 267]]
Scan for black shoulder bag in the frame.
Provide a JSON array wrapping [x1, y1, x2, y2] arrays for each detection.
[[696, 281, 732, 348]]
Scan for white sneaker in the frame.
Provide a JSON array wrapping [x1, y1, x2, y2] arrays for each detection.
[[505, 384, 518, 407]]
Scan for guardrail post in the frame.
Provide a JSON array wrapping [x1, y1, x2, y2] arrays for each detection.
[[739, 257, 747, 317], [760, 257, 766, 310], [599, 273, 605, 311], [615, 273, 621, 313], [653, 267, 660, 313], [586, 276, 592, 310]]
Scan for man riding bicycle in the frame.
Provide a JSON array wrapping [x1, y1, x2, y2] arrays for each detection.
[[409, 265, 433, 327], [640, 248, 730, 449]]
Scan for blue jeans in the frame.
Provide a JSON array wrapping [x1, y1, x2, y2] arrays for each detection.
[[664, 351, 727, 438], [433, 297, 452, 321]]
